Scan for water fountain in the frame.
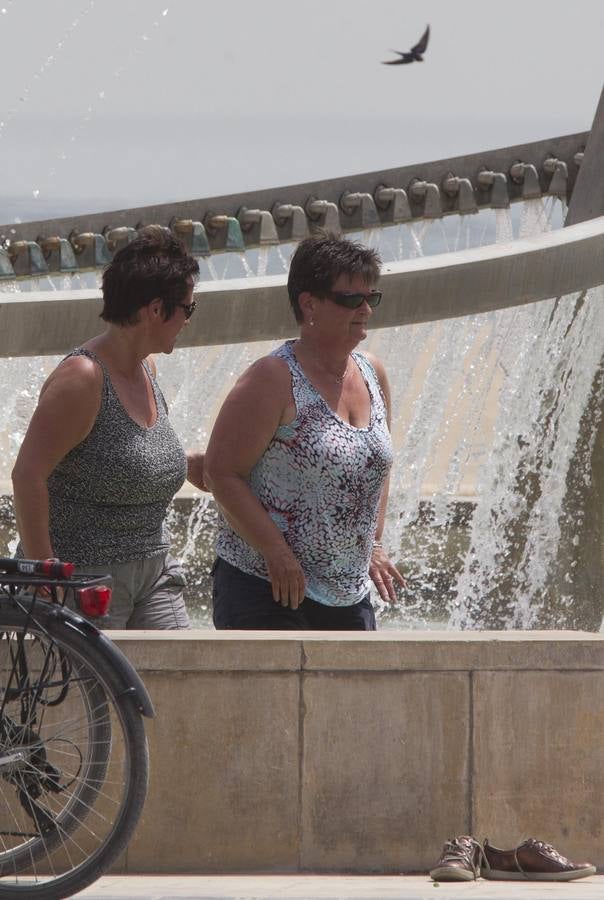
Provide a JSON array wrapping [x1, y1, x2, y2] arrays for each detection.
[[1, 122, 603, 630], [3, 13, 604, 881]]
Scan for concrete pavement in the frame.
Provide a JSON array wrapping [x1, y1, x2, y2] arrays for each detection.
[[79, 874, 604, 899]]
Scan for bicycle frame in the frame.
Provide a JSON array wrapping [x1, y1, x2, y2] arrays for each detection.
[[0, 560, 154, 896], [0, 572, 154, 718]]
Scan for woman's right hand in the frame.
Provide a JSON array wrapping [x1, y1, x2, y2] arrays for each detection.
[[264, 544, 306, 609]]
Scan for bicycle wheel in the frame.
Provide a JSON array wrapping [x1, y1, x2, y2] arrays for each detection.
[[0, 601, 148, 899]]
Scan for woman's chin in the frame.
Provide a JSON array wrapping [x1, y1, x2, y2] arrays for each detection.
[[350, 324, 368, 340]]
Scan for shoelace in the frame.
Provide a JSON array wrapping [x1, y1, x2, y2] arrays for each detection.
[[513, 839, 566, 878], [525, 839, 564, 861], [440, 837, 487, 878]]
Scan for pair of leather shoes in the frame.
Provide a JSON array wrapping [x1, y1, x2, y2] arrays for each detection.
[[429, 835, 596, 882]]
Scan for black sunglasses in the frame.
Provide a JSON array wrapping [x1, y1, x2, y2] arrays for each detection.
[[323, 290, 382, 309], [177, 300, 197, 320]]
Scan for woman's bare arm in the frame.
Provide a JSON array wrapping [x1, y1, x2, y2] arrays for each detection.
[[186, 451, 207, 491], [365, 352, 406, 603], [204, 356, 307, 609], [11, 356, 102, 559]]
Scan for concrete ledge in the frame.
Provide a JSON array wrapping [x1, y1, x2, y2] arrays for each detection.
[[112, 631, 604, 874], [116, 629, 604, 671]]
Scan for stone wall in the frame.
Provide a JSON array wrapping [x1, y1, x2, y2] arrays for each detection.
[[111, 631, 604, 874]]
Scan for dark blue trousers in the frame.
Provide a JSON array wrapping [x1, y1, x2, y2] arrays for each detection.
[[211, 557, 376, 631]]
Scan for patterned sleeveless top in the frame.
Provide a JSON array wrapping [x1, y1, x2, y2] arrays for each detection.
[[216, 340, 394, 607], [46, 348, 186, 565]]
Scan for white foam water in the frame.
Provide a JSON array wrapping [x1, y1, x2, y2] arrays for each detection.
[[1, 197, 602, 629]]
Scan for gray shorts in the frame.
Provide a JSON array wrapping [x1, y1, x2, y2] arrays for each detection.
[[71, 552, 191, 630]]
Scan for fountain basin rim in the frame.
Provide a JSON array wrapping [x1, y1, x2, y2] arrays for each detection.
[[112, 629, 604, 643], [1, 212, 603, 306], [2, 213, 604, 356], [111, 630, 604, 674]]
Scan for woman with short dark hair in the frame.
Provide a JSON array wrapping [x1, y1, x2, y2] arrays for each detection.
[[205, 234, 405, 629], [12, 228, 205, 628]]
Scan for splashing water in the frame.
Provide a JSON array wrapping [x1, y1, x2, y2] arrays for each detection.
[[0, 1, 173, 205], [1, 197, 600, 630], [0, 1, 96, 142]]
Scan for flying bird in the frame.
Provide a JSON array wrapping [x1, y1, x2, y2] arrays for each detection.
[[382, 25, 430, 65]]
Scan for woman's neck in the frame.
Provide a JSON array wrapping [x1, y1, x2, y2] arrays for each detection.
[[296, 333, 354, 366], [88, 327, 148, 379], [295, 336, 355, 383]]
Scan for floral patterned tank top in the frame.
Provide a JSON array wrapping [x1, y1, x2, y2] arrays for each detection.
[[216, 340, 393, 607]]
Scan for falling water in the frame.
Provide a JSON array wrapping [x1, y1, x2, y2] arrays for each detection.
[[447, 289, 603, 629], [0, 2, 171, 212], [0, 1, 97, 143], [373, 198, 604, 630], [1, 197, 601, 630]]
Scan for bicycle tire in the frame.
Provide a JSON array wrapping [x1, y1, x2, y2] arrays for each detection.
[[0, 600, 148, 899]]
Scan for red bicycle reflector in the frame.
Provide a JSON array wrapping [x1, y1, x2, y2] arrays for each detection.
[[40, 559, 75, 578], [77, 586, 112, 618]]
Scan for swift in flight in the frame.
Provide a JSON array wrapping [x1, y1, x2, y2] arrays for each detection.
[[382, 25, 430, 65]]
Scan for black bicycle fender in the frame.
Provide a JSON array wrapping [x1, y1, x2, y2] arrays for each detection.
[[47, 609, 155, 718]]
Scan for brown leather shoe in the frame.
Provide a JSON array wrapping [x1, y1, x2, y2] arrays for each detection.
[[429, 835, 484, 881], [482, 838, 596, 881]]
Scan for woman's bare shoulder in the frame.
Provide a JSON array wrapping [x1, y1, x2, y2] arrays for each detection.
[[358, 350, 391, 403], [236, 353, 291, 390], [358, 350, 387, 379], [215, 353, 292, 425], [40, 353, 103, 399]]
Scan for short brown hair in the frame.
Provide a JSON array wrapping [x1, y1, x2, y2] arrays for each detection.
[[101, 227, 199, 325], [287, 234, 381, 323]]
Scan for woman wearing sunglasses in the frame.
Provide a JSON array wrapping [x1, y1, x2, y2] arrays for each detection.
[[12, 227, 205, 628], [205, 234, 405, 629]]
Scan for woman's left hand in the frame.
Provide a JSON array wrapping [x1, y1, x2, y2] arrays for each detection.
[[369, 544, 406, 603]]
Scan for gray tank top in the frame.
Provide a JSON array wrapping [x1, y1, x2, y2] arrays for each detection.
[[46, 348, 186, 565]]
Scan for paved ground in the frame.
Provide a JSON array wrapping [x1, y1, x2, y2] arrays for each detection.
[[78, 874, 604, 899]]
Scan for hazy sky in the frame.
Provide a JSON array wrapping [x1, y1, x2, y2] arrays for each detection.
[[0, 0, 602, 221]]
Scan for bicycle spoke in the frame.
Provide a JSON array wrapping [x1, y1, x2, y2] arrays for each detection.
[[0, 583, 148, 897]]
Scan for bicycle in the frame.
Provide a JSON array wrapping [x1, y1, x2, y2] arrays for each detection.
[[0, 556, 154, 899]]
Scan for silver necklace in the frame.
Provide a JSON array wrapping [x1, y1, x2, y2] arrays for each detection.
[[315, 355, 351, 384], [331, 360, 350, 383], [297, 341, 351, 384]]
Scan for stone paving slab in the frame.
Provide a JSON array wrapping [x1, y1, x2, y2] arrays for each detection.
[[78, 874, 604, 899]]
